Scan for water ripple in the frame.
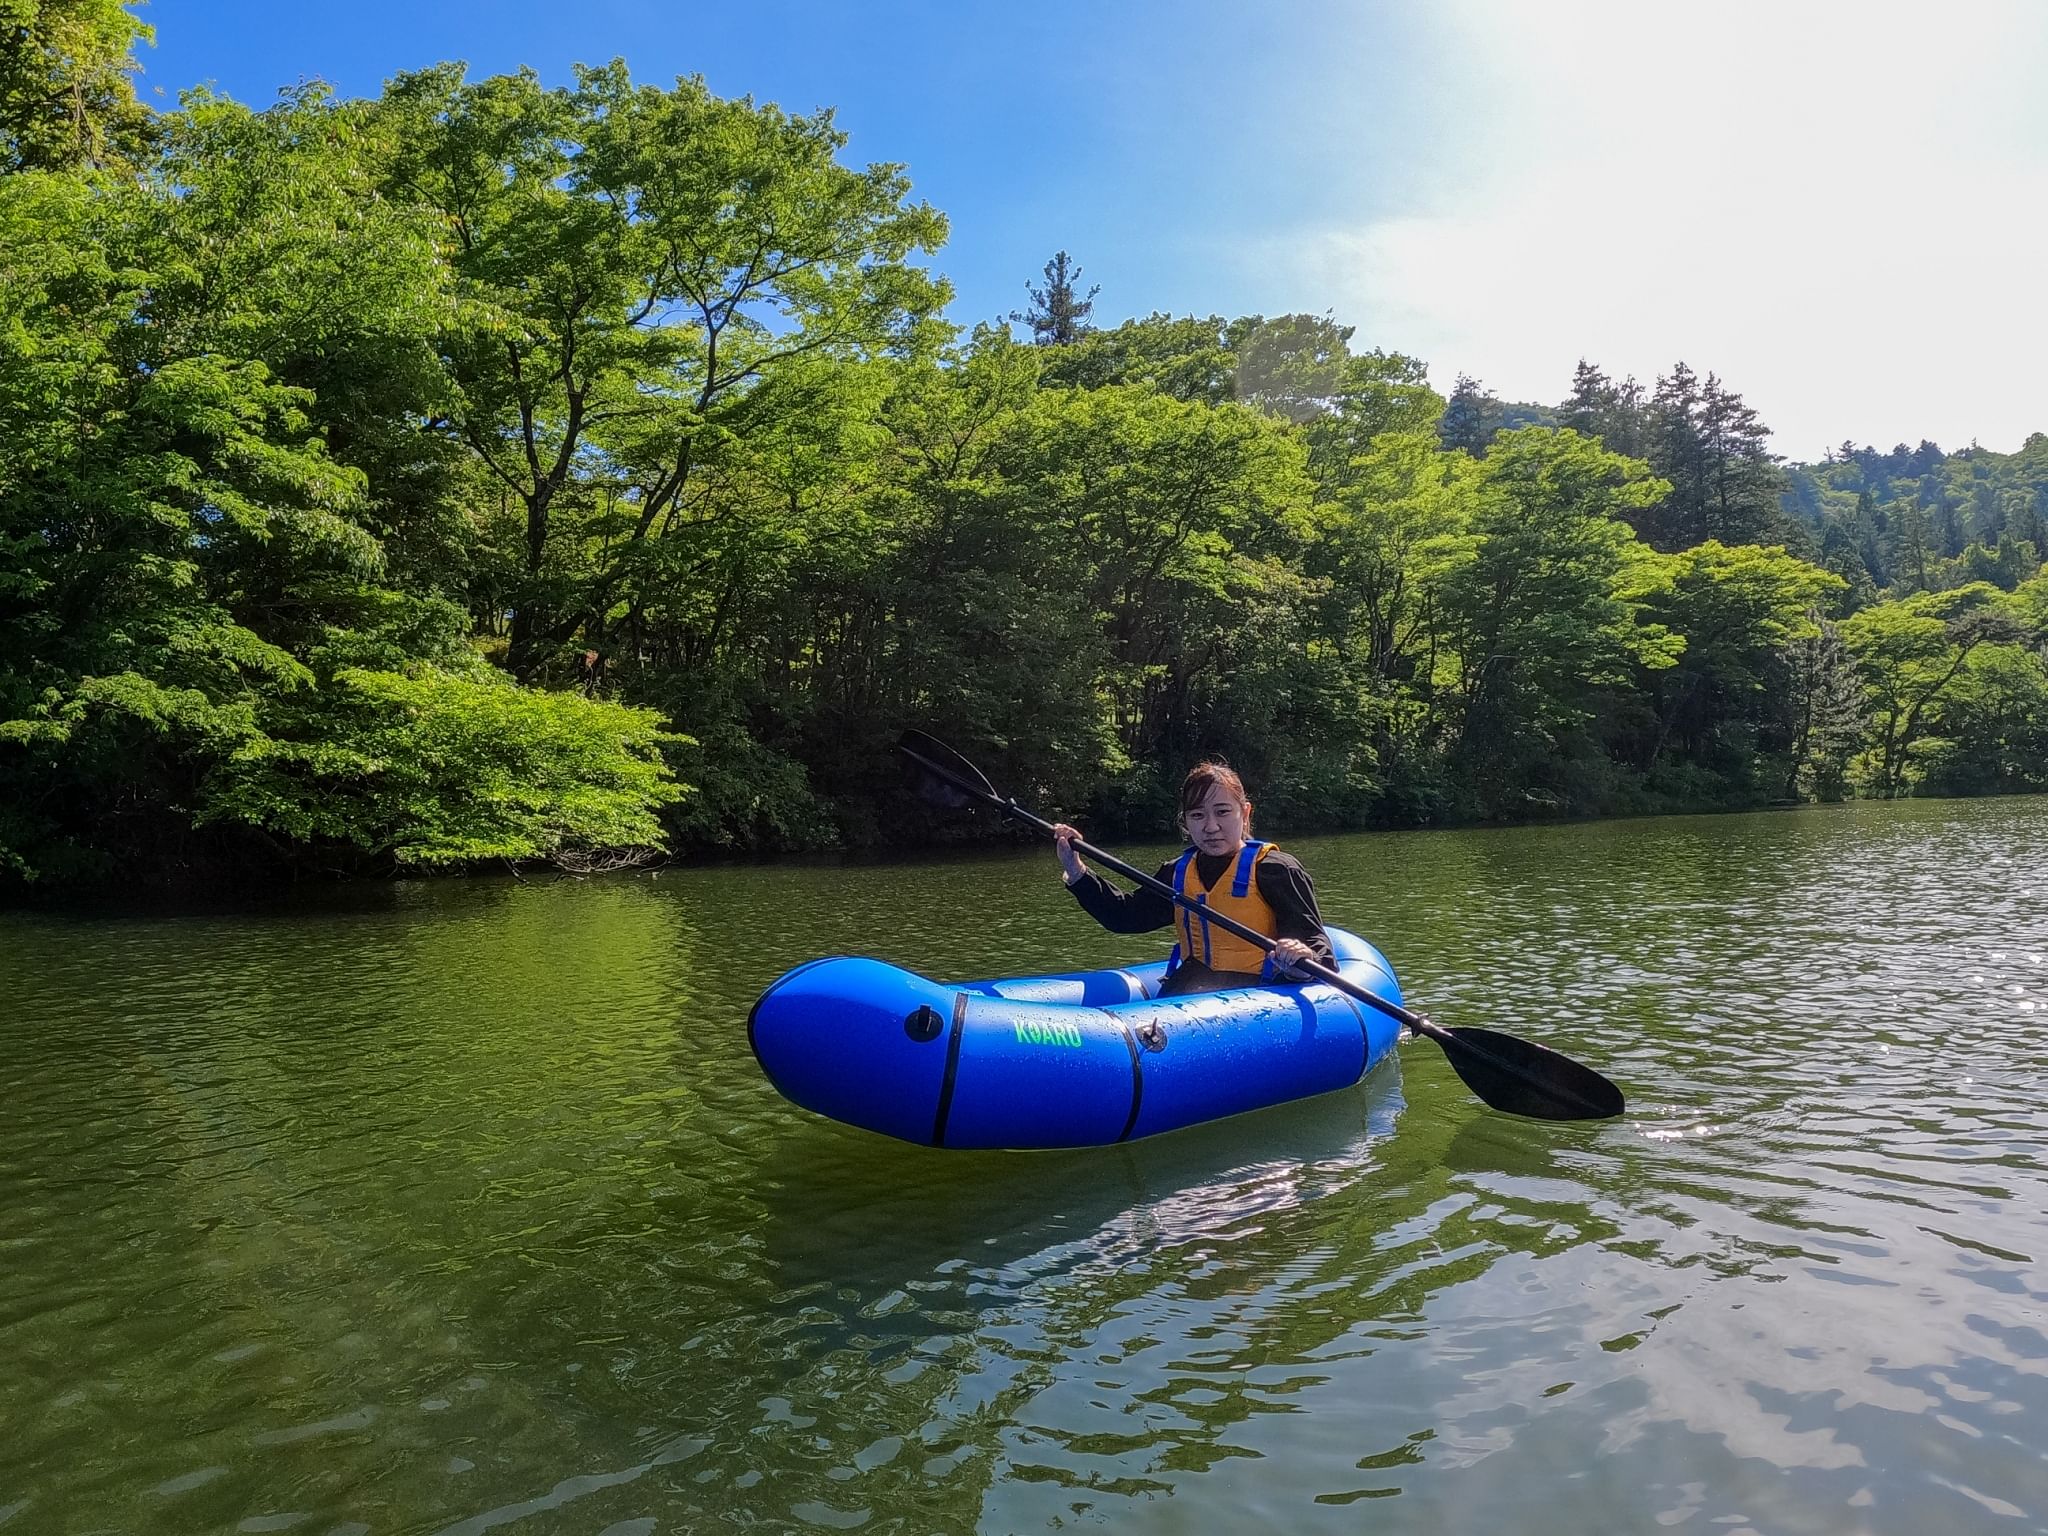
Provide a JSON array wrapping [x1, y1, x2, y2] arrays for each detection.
[[4, 799, 2048, 1532]]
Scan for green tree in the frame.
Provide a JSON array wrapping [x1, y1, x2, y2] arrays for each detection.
[[1696, 373, 1785, 544], [1619, 541, 1842, 772], [989, 384, 1314, 772], [1227, 312, 1354, 424], [0, 0, 153, 171], [1041, 313, 1438, 459], [1037, 312, 1236, 401], [1432, 429, 1675, 810], [377, 61, 950, 680], [1891, 498, 1934, 593], [704, 326, 1121, 836], [1782, 610, 1864, 799], [1305, 429, 1477, 818], [203, 662, 682, 871], [1313, 432, 1477, 690], [1012, 249, 1098, 346], [0, 168, 381, 881], [1558, 359, 1647, 457], [156, 83, 471, 597], [1645, 364, 1785, 549], [1946, 534, 2040, 592], [1817, 521, 1879, 612], [2011, 568, 2048, 636], [866, 330, 1116, 811], [1914, 643, 2048, 796], [1840, 583, 2021, 797], [1438, 373, 1501, 457], [1305, 348, 1441, 463], [0, 86, 686, 888]]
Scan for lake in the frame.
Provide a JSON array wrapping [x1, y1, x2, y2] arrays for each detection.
[[3, 796, 2045, 1534]]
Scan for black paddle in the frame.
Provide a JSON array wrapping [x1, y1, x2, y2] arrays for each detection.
[[896, 729, 1625, 1123]]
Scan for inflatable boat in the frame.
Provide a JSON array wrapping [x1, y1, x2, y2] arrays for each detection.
[[748, 927, 1405, 1149]]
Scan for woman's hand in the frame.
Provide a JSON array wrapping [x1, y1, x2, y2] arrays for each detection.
[[1051, 823, 1088, 884], [1270, 938, 1316, 976]]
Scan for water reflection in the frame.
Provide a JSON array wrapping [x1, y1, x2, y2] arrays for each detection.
[[3, 797, 2048, 1532]]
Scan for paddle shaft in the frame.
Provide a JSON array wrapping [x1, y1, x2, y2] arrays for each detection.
[[898, 743, 1452, 1044]]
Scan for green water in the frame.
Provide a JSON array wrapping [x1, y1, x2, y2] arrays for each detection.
[[4, 798, 2046, 1534]]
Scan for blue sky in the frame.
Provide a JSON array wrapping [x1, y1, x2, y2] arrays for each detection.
[[139, 0, 2047, 460]]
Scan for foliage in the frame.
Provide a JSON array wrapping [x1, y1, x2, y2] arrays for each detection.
[[1617, 541, 1844, 782], [0, 0, 152, 170], [1914, 643, 2048, 797], [1839, 584, 2025, 798], [375, 59, 951, 681], [1438, 374, 1502, 457], [4, 12, 2046, 892], [1560, 360, 1648, 458], [1430, 429, 1674, 811], [202, 664, 683, 868], [1780, 611, 1864, 800], [1780, 433, 2048, 607], [1011, 250, 1098, 346], [1037, 312, 1235, 401], [0, 163, 374, 881], [0, 75, 684, 888]]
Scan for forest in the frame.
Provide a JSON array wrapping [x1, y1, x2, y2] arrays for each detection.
[[5, 1, 2047, 889]]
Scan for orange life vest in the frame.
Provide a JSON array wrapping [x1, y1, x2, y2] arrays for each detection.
[[1170, 840, 1280, 978]]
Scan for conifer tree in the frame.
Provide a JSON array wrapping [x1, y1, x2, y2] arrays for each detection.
[[1559, 359, 1647, 457], [1894, 500, 1933, 592], [1438, 373, 1501, 457], [1853, 489, 1891, 590], [1645, 363, 1784, 549], [1784, 611, 1864, 799], [1696, 373, 1783, 545], [1646, 363, 1707, 548], [1012, 250, 1099, 346]]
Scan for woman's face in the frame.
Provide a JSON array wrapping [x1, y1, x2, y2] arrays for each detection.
[[1181, 787, 1249, 855]]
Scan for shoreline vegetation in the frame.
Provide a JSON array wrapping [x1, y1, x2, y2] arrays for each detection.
[[5, 8, 2047, 895]]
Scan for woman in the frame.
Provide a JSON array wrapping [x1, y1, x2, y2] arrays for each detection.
[[1052, 760, 1333, 998]]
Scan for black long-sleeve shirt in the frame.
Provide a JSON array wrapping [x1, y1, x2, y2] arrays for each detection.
[[1065, 848, 1334, 982]]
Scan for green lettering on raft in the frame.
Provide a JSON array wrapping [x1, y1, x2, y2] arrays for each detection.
[[1013, 1020, 1083, 1048]]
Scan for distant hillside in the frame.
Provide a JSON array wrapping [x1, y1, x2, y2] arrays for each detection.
[[1782, 434, 2048, 597]]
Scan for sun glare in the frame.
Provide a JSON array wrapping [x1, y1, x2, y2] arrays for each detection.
[[1282, 0, 2048, 457]]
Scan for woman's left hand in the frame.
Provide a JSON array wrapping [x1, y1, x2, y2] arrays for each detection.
[[1271, 938, 1316, 975]]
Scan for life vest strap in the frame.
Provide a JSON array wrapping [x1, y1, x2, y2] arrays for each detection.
[[1230, 840, 1267, 898], [1170, 848, 1198, 970]]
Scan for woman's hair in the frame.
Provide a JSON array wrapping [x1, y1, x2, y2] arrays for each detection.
[[1178, 759, 1252, 830]]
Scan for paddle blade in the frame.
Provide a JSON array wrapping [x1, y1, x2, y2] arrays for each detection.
[[1433, 1025, 1626, 1121], [896, 728, 1000, 811]]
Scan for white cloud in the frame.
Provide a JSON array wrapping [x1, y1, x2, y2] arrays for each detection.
[[1265, 0, 2048, 459]]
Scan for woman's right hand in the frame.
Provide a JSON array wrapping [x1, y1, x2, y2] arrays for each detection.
[[1051, 824, 1088, 884]]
